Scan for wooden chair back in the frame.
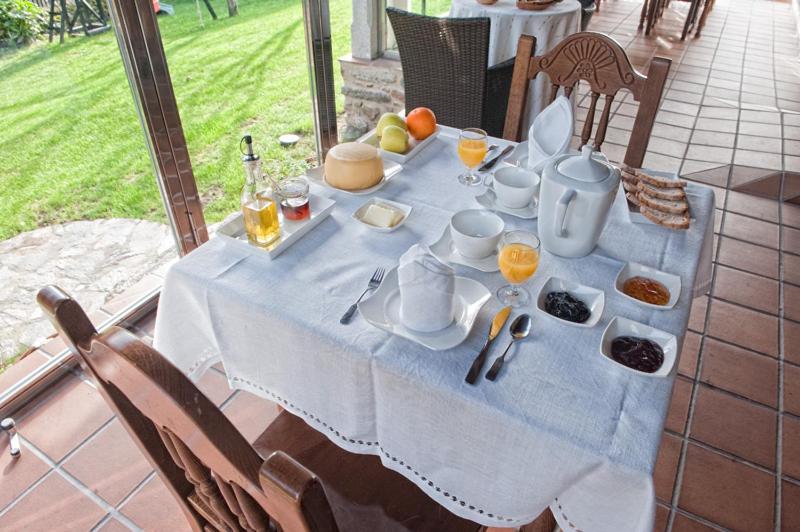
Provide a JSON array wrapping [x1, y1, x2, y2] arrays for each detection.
[[37, 285, 339, 532], [503, 32, 671, 168]]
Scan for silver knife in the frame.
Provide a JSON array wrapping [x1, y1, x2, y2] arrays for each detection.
[[479, 145, 513, 172]]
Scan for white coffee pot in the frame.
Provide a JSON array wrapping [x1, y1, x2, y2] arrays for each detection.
[[537, 145, 621, 258]]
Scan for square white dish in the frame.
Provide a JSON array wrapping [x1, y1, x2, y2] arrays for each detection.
[[352, 198, 412, 233], [357, 125, 440, 164], [216, 193, 335, 259], [358, 267, 491, 351], [429, 225, 500, 273], [305, 159, 403, 196], [599, 316, 678, 378], [614, 262, 681, 310], [535, 276, 604, 328]]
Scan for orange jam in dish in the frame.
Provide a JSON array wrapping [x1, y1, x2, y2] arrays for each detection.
[[622, 276, 670, 306]]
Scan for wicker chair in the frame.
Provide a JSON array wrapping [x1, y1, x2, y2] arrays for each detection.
[[386, 7, 514, 137]]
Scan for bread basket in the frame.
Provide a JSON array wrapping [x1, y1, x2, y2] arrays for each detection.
[[516, 0, 555, 10]]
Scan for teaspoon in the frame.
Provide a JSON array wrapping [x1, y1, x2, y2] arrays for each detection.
[[485, 314, 531, 381]]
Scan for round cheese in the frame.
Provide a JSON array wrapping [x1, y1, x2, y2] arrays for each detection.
[[324, 142, 384, 191]]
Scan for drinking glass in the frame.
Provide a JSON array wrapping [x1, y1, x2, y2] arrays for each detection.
[[457, 128, 488, 186], [497, 230, 540, 307]]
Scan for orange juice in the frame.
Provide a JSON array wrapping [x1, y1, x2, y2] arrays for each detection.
[[458, 138, 488, 168], [498, 243, 539, 284]]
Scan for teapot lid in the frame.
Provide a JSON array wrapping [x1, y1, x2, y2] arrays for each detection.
[[556, 145, 610, 183]]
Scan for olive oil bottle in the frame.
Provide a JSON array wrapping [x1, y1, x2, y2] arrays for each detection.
[[240, 135, 280, 247]]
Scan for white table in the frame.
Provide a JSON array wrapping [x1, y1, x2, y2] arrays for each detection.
[[449, 0, 582, 137], [154, 127, 715, 531]]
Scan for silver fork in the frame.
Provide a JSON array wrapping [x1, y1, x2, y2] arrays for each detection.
[[340, 267, 385, 324]]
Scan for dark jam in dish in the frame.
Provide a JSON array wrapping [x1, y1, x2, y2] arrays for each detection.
[[544, 291, 591, 323], [610, 336, 664, 373], [622, 276, 670, 306]]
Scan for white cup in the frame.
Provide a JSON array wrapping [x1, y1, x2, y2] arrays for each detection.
[[450, 210, 505, 259], [493, 166, 540, 209]]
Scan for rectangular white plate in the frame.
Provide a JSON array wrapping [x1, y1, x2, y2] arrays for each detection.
[[357, 125, 440, 163], [216, 193, 335, 259]]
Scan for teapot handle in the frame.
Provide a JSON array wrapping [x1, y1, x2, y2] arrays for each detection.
[[554, 188, 576, 237]]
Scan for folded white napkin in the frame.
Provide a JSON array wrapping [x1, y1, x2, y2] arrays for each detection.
[[398, 244, 455, 333], [528, 95, 573, 172]]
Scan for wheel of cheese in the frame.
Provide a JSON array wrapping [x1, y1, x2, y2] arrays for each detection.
[[324, 142, 384, 191]]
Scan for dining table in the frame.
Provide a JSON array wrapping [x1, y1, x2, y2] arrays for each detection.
[[448, 0, 583, 137], [154, 126, 715, 532]]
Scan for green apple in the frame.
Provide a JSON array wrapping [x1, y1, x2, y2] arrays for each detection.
[[376, 113, 407, 138], [380, 125, 408, 154]]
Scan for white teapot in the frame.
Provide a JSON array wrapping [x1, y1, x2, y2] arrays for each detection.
[[537, 145, 621, 258]]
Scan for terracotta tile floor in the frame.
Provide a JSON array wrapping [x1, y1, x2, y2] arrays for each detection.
[[1, 0, 800, 530]]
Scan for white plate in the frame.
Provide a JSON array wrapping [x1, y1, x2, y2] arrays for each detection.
[[614, 262, 681, 310], [358, 268, 491, 351], [429, 225, 500, 272], [535, 276, 604, 328], [216, 193, 335, 259], [599, 316, 678, 378], [474, 187, 538, 219], [357, 125, 440, 164], [305, 159, 403, 196], [352, 198, 412, 233]]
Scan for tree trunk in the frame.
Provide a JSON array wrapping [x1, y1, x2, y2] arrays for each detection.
[[227, 0, 238, 16]]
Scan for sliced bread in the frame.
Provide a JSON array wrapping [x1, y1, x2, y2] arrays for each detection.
[[637, 192, 688, 214], [637, 181, 686, 201], [637, 171, 687, 189], [640, 206, 690, 230]]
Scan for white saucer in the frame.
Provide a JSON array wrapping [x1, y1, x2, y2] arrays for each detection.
[[475, 188, 538, 219], [305, 160, 403, 196], [358, 268, 491, 351], [429, 225, 500, 272]]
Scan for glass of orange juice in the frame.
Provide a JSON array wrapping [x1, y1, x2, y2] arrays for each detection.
[[457, 128, 488, 186], [497, 230, 540, 307]]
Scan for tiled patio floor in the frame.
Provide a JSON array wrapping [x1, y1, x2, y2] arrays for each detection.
[[1, 0, 799, 530]]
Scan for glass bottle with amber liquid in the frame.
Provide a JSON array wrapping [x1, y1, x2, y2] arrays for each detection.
[[240, 135, 280, 247]]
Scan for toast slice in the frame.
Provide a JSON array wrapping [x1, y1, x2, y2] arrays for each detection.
[[622, 177, 639, 193], [637, 181, 686, 201], [626, 192, 642, 207], [637, 171, 687, 189], [640, 206, 690, 230], [638, 192, 688, 214]]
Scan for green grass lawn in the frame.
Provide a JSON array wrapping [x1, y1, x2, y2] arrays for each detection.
[[0, 0, 353, 240]]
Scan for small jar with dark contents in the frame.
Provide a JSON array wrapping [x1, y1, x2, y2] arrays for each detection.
[[277, 178, 310, 221]]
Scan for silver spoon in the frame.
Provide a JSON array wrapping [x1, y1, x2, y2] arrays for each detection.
[[485, 314, 532, 381]]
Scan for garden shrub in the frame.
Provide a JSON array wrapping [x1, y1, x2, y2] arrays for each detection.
[[0, 0, 47, 47]]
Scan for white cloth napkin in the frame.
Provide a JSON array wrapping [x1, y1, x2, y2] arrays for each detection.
[[398, 244, 455, 332], [528, 95, 574, 172]]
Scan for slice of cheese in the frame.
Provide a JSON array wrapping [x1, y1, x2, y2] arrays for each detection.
[[361, 203, 403, 228], [324, 142, 384, 191]]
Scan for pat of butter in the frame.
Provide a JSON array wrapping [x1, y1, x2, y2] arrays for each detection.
[[361, 203, 403, 228]]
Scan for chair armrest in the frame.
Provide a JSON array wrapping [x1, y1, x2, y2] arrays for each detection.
[[482, 58, 515, 138]]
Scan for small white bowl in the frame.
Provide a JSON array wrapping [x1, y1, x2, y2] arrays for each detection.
[[614, 262, 681, 310], [599, 316, 678, 378], [352, 198, 412, 233], [535, 276, 604, 328], [449, 209, 505, 259]]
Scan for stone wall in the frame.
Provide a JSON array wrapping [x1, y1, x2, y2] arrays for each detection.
[[339, 54, 405, 141]]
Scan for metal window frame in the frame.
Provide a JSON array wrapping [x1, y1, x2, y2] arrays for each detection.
[[0, 0, 338, 417]]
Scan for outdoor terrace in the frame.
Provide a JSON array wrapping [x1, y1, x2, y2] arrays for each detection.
[[0, 0, 798, 530]]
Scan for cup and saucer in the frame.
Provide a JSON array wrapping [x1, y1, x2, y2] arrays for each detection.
[[476, 165, 539, 219], [430, 209, 504, 273]]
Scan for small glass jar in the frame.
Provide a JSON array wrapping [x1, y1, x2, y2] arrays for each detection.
[[277, 178, 310, 221]]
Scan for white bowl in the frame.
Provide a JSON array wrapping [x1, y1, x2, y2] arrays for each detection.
[[535, 276, 604, 328], [599, 316, 678, 378], [352, 197, 412, 233], [449, 209, 505, 259], [614, 262, 681, 310], [493, 166, 540, 209]]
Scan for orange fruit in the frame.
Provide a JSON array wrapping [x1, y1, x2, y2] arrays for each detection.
[[405, 107, 437, 141]]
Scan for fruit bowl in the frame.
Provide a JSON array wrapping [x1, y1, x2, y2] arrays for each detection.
[[357, 125, 440, 164]]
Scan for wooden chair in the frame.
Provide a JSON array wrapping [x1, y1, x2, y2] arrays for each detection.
[[502, 32, 671, 169], [37, 285, 481, 532]]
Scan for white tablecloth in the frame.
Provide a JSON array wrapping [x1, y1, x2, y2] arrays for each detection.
[[154, 128, 715, 531], [449, 0, 582, 137]]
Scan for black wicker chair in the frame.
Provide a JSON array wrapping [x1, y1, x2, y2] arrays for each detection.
[[386, 7, 514, 138]]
